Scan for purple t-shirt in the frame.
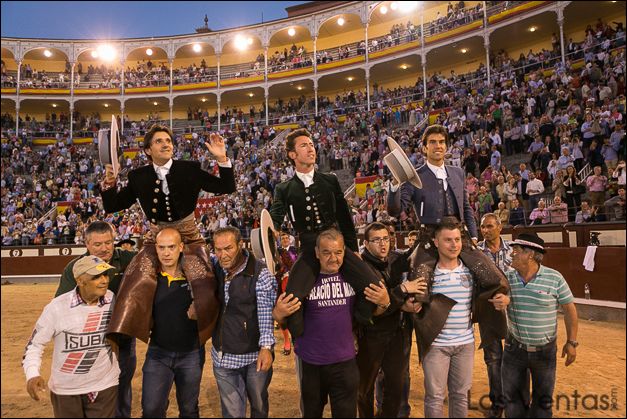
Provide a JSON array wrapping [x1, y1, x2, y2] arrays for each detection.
[[294, 272, 356, 365]]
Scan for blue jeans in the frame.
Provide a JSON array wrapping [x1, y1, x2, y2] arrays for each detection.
[[502, 338, 556, 418], [116, 337, 136, 418], [141, 344, 205, 418], [213, 361, 273, 418]]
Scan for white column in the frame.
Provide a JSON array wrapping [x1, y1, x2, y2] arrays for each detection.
[[120, 60, 125, 96], [169, 58, 174, 92], [264, 46, 268, 82], [217, 97, 221, 131], [366, 69, 370, 112], [313, 35, 318, 74], [422, 60, 427, 100], [216, 53, 221, 90], [69, 103, 74, 140], [169, 104, 173, 131], [558, 9, 566, 65], [265, 91, 269, 126], [365, 21, 369, 65], [484, 35, 491, 85], [120, 103, 125, 137], [15, 103, 19, 135], [314, 79, 318, 117], [69, 62, 75, 141], [15, 59, 21, 135]]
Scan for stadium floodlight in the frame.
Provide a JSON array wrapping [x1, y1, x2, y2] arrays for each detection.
[[337, 17, 345, 26], [97, 45, 117, 62], [347, 76, 354, 81], [104, 103, 109, 108], [390, 2, 398, 11], [528, 26, 537, 32], [248, 92, 254, 97], [297, 86, 303, 90], [146, 48, 153, 56], [380, 6, 388, 14], [234, 35, 253, 51], [460, 48, 468, 54], [193, 43, 202, 53], [91, 50, 99, 58], [153, 101, 158, 106], [52, 103, 57, 108], [399, 1, 419, 12], [201, 98, 207, 102], [400, 64, 408, 70], [43, 49, 52, 58], [288, 28, 296, 37]]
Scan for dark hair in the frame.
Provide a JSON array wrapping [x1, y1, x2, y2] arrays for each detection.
[[421, 124, 450, 148], [143, 124, 174, 161], [213, 226, 242, 243], [364, 222, 389, 241], [408, 230, 419, 238], [84, 221, 115, 240], [285, 128, 312, 163], [434, 217, 463, 238]]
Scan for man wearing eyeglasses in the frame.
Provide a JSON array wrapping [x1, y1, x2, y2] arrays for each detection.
[[356, 222, 421, 418]]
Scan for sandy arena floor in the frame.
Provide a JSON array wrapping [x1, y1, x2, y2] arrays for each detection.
[[2, 283, 625, 418]]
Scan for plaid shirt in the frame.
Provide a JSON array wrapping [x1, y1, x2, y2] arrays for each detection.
[[477, 238, 514, 273], [211, 252, 277, 369]]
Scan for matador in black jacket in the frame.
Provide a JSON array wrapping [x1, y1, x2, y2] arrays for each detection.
[[269, 128, 380, 337]]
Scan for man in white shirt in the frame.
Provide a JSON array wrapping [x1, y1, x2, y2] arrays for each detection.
[[526, 172, 545, 210], [23, 256, 120, 418]]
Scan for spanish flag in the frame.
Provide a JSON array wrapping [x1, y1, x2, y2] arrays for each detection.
[[354, 175, 379, 198]]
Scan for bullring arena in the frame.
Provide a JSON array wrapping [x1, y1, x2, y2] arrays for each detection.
[[1, 1, 626, 418]]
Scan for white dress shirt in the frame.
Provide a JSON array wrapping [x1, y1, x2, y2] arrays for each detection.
[[427, 161, 448, 191], [153, 158, 232, 195], [296, 168, 315, 188], [153, 159, 174, 195]]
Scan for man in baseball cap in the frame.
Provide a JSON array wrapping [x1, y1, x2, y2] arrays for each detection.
[[23, 255, 120, 418], [72, 255, 115, 280]]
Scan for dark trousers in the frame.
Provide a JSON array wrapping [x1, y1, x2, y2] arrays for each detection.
[[301, 358, 360, 418], [502, 338, 557, 418], [375, 322, 412, 417], [358, 326, 410, 417], [116, 336, 136, 418], [483, 340, 505, 409], [51, 385, 118, 418], [565, 193, 582, 222], [286, 237, 378, 337]]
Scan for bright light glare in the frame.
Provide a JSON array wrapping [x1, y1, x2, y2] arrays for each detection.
[[193, 43, 202, 52], [43, 49, 52, 58], [399, 1, 419, 12], [146, 48, 153, 56], [380, 6, 388, 14], [91, 50, 99, 58], [288, 28, 296, 37], [338, 17, 345, 26], [390, 2, 398, 11], [234, 35, 252, 50], [97, 45, 117, 62]]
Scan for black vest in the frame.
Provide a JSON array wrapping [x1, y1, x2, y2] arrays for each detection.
[[437, 179, 461, 220], [213, 253, 265, 355]]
